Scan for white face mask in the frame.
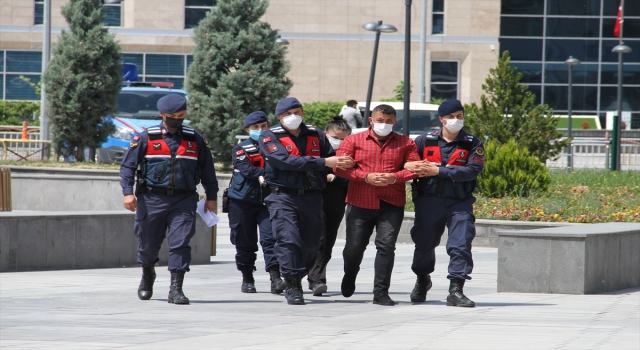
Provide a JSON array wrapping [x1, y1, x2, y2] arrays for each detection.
[[373, 122, 393, 137], [443, 118, 464, 133], [282, 114, 302, 130], [327, 136, 343, 150]]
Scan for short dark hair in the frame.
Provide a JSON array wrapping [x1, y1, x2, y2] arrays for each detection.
[[372, 104, 396, 117], [325, 115, 352, 134], [346, 99, 358, 107]]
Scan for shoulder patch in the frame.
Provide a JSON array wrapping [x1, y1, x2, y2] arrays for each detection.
[[262, 136, 272, 143], [475, 147, 485, 156], [133, 135, 140, 141], [236, 149, 245, 156], [237, 155, 246, 160], [130, 142, 138, 148]]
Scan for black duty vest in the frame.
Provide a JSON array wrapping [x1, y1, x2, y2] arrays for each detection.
[[228, 140, 265, 205], [413, 132, 476, 199], [264, 125, 324, 190], [142, 126, 200, 191]]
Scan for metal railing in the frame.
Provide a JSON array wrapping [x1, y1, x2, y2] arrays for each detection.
[[547, 139, 640, 171]]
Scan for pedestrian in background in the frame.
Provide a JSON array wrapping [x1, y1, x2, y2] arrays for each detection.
[[227, 111, 286, 295], [119, 94, 218, 305], [307, 116, 352, 296], [340, 100, 363, 129], [259, 97, 355, 305], [334, 104, 420, 306], [404, 99, 485, 307]]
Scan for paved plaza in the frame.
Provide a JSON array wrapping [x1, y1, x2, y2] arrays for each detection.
[[1, 214, 639, 349]]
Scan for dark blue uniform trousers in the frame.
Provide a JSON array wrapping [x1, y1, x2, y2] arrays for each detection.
[[410, 195, 476, 280], [134, 192, 198, 272], [264, 191, 324, 277], [228, 198, 278, 272]]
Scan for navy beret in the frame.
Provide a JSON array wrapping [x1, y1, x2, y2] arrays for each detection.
[[243, 111, 268, 128], [437, 99, 464, 117], [157, 94, 187, 114], [275, 97, 302, 115]]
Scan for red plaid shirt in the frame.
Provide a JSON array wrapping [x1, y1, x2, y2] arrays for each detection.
[[334, 130, 420, 209]]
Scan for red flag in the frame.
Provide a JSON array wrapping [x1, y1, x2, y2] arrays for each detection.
[[614, 3, 622, 38]]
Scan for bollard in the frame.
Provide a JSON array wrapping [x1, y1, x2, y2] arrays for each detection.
[[0, 167, 11, 211], [21, 120, 28, 140]]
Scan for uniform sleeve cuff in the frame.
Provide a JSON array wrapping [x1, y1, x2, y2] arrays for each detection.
[[123, 188, 134, 196]]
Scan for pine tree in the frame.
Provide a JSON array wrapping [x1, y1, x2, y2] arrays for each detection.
[[464, 51, 568, 163], [185, 0, 292, 164], [44, 0, 121, 160]]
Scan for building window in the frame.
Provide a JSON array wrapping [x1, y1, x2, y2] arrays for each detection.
[[1, 51, 42, 101], [34, 0, 121, 26], [185, 0, 216, 29], [34, 0, 44, 25], [432, 0, 444, 35], [430, 61, 458, 100], [120, 53, 192, 89], [500, 1, 640, 117], [103, 0, 123, 27]]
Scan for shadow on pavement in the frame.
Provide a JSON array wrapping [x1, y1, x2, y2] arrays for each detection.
[[155, 299, 283, 304]]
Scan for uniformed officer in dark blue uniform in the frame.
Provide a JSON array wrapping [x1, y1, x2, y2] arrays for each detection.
[[259, 97, 355, 305], [404, 99, 485, 307], [120, 94, 218, 305], [228, 111, 286, 294]]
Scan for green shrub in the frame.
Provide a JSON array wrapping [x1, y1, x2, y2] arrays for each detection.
[[478, 139, 551, 197], [0, 101, 41, 126], [301, 101, 344, 129]]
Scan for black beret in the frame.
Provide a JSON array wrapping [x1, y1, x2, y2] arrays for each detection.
[[244, 111, 268, 128], [157, 94, 187, 114], [275, 97, 302, 115], [437, 99, 464, 117]]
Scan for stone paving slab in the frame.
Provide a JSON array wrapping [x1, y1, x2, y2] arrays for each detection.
[[1, 214, 639, 349]]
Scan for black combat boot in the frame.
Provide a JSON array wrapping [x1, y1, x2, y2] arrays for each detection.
[[167, 271, 190, 305], [283, 274, 305, 305], [241, 270, 257, 293], [409, 274, 432, 303], [137, 265, 156, 300], [373, 291, 395, 306], [446, 279, 475, 307], [269, 268, 286, 294]]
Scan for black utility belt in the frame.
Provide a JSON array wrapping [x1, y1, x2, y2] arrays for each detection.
[[270, 186, 321, 196], [140, 186, 195, 196]]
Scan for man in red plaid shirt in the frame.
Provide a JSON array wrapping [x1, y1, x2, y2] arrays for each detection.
[[334, 104, 420, 306]]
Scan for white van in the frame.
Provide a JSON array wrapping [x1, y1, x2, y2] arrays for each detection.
[[355, 101, 440, 139]]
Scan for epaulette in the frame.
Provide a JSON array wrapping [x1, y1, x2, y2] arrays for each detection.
[[240, 140, 259, 153], [306, 124, 316, 131], [270, 126, 286, 134], [181, 126, 195, 135], [147, 126, 161, 135]]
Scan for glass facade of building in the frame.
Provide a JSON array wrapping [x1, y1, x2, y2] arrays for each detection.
[[500, 0, 640, 120], [1, 51, 193, 100]]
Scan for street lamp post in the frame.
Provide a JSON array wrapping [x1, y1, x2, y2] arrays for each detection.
[[611, 43, 631, 171], [403, 0, 412, 136], [40, 0, 51, 159], [564, 56, 580, 172], [362, 21, 398, 126]]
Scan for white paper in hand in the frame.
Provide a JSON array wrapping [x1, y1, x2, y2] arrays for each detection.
[[197, 198, 220, 227]]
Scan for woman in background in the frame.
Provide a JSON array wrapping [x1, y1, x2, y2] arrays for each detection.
[[307, 116, 352, 296]]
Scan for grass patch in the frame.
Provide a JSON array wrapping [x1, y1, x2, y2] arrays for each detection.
[[406, 169, 640, 223]]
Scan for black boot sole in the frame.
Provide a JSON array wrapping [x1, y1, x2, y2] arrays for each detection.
[[373, 299, 396, 306], [168, 298, 190, 305], [446, 301, 475, 307], [286, 299, 306, 305]]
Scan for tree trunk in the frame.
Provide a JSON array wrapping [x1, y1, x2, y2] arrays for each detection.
[[88, 148, 96, 163], [76, 147, 85, 162]]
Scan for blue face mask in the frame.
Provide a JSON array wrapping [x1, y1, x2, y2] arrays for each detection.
[[249, 129, 263, 141]]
